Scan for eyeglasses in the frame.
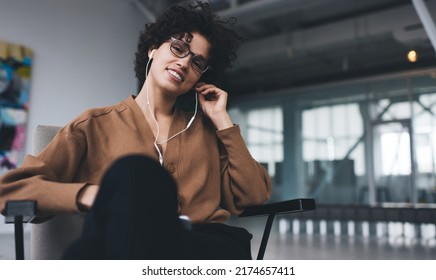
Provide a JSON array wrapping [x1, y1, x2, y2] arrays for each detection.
[[169, 37, 209, 73]]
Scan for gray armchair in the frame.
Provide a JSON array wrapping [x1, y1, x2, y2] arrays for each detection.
[[30, 125, 85, 260]]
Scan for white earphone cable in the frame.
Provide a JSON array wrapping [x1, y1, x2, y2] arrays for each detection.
[[145, 57, 163, 165], [157, 93, 197, 145], [145, 53, 197, 165]]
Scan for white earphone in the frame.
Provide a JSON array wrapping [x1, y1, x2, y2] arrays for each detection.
[[145, 48, 198, 165], [149, 49, 156, 59]]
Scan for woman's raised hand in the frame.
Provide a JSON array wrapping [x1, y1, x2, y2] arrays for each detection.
[[196, 83, 233, 131]]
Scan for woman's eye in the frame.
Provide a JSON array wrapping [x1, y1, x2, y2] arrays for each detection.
[[193, 60, 203, 68], [173, 44, 186, 54], [194, 58, 206, 68]]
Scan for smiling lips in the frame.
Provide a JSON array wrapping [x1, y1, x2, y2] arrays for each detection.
[[167, 68, 184, 82]]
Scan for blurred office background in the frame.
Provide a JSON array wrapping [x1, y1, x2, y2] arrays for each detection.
[[1, 0, 436, 259]]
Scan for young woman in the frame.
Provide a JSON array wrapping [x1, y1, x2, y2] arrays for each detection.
[[0, 2, 271, 259]]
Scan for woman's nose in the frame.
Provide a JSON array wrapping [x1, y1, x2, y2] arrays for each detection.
[[177, 55, 191, 71]]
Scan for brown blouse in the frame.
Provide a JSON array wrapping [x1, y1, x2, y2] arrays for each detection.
[[0, 96, 271, 223]]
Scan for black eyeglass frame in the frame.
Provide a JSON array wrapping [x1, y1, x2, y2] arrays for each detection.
[[169, 37, 210, 74]]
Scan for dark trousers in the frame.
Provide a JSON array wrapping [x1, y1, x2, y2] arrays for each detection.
[[64, 155, 252, 260]]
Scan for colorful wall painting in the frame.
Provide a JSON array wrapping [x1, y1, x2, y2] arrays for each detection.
[[0, 40, 32, 175]]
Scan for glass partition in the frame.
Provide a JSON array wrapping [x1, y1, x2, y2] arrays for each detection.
[[229, 70, 436, 205]]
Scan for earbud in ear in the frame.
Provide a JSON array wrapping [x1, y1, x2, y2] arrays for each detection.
[[150, 49, 156, 59]]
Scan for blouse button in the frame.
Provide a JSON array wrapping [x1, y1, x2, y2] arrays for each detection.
[[166, 164, 176, 174]]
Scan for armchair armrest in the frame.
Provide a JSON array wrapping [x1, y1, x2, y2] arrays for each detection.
[[239, 198, 316, 217], [239, 198, 316, 260], [4, 200, 37, 260], [5, 200, 37, 223]]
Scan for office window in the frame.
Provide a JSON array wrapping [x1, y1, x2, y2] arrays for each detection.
[[376, 94, 436, 175], [302, 103, 364, 175], [229, 106, 284, 178], [415, 93, 436, 174], [243, 107, 283, 178], [380, 129, 411, 175]]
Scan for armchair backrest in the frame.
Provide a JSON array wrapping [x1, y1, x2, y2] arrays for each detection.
[[30, 125, 85, 259]]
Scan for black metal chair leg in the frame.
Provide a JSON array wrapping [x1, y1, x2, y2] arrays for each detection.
[[14, 216, 24, 260], [257, 213, 275, 260], [5, 200, 37, 260], [240, 199, 316, 260]]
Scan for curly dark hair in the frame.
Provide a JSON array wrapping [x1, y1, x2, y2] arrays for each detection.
[[134, 1, 242, 89]]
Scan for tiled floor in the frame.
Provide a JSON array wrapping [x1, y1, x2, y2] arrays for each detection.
[[1, 217, 435, 260], [231, 217, 436, 260]]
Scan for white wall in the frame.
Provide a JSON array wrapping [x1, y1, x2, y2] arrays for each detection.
[[0, 0, 145, 233]]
